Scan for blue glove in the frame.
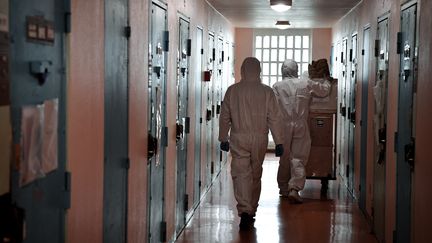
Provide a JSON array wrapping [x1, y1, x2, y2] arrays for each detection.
[[220, 141, 230, 152], [275, 144, 284, 157]]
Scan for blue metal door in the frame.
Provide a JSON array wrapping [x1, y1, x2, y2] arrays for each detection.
[[193, 27, 203, 206], [148, 2, 167, 242], [175, 16, 190, 233], [10, 0, 69, 242], [103, 0, 129, 241], [359, 26, 370, 213], [396, 2, 417, 242]]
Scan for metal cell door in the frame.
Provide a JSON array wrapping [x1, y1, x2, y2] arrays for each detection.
[[148, 2, 168, 242], [359, 26, 370, 213], [373, 14, 389, 242], [338, 38, 348, 178], [395, 3, 417, 242], [175, 16, 190, 233], [10, 0, 68, 242], [205, 33, 214, 185], [347, 34, 358, 194], [193, 27, 203, 206], [103, 0, 129, 241], [212, 36, 223, 171]]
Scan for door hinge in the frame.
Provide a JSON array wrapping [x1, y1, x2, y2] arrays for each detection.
[[185, 117, 190, 134], [375, 40, 380, 57], [361, 49, 365, 56], [163, 31, 169, 52], [184, 194, 189, 211], [349, 49, 353, 62], [65, 12, 71, 33], [397, 32, 402, 54], [222, 51, 225, 62], [394, 132, 399, 153], [63, 171, 71, 209], [162, 127, 168, 147], [201, 48, 204, 55], [220, 150, 222, 162], [212, 48, 216, 61], [124, 26, 131, 39], [198, 180, 202, 187], [125, 158, 130, 169], [346, 164, 349, 178], [160, 221, 167, 242], [187, 39, 192, 56], [211, 161, 214, 174]]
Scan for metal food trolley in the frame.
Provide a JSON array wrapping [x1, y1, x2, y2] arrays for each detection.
[[306, 78, 338, 194]]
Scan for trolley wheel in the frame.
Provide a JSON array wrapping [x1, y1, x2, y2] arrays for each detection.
[[320, 179, 329, 195]]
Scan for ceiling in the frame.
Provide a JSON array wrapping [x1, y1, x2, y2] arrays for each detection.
[[206, 0, 361, 28]]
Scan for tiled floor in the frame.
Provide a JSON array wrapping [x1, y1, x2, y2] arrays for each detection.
[[176, 154, 377, 243]]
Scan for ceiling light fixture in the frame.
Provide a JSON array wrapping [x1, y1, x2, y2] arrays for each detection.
[[275, 20, 290, 29], [270, 0, 292, 12]]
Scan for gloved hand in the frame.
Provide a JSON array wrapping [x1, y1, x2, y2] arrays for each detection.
[[275, 144, 284, 157], [220, 141, 230, 152]]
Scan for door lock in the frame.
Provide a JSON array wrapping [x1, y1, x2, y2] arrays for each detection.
[[404, 138, 415, 169], [148, 133, 158, 160]]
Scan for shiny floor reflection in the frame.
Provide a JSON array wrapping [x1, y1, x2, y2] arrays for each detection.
[[176, 154, 377, 243]]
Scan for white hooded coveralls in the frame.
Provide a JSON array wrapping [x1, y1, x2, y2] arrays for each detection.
[[273, 60, 330, 194], [219, 57, 283, 216]]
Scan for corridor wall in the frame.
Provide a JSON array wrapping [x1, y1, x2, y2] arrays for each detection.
[[68, 0, 234, 242]]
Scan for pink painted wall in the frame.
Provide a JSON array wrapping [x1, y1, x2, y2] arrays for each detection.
[[67, 0, 104, 242], [413, 0, 432, 241], [331, 0, 432, 242], [234, 28, 254, 82], [127, 0, 148, 242], [164, 1, 234, 239], [312, 28, 332, 62]]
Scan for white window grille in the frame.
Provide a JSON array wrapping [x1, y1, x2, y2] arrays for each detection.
[[254, 29, 312, 87]]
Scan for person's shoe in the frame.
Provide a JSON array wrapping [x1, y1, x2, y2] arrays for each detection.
[[239, 213, 254, 230], [288, 190, 303, 204]]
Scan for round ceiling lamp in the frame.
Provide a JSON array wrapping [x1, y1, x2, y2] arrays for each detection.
[[270, 0, 292, 12]]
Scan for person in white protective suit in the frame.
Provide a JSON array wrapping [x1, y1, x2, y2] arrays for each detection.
[[272, 59, 330, 204], [219, 57, 284, 230]]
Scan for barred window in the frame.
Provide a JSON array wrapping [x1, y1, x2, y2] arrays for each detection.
[[254, 29, 311, 87]]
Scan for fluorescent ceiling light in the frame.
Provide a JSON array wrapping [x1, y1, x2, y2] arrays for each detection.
[[270, 0, 292, 12], [275, 20, 290, 29]]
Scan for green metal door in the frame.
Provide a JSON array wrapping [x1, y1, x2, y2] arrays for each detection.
[[373, 14, 389, 242], [205, 33, 214, 186], [359, 26, 370, 213], [193, 27, 203, 206], [347, 34, 358, 195], [10, 0, 69, 242], [175, 16, 190, 234], [395, 2, 417, 242], [103, 0, 129, 241], [148, 2, 168, 242]]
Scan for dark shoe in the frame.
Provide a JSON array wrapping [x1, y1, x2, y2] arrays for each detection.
[[288, 189, 303, 204], [239, 213, 254, 231]]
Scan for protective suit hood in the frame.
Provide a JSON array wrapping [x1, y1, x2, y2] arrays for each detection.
[[281, 59, 298, 78], [241, 57, 261, 82]]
